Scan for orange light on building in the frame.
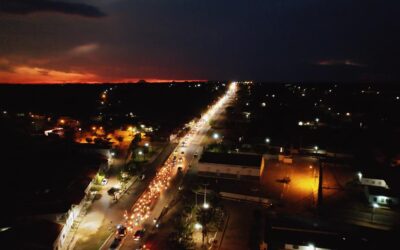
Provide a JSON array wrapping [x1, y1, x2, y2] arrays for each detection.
[[92, 126, 96, 131], [60, 119, 65, 124]]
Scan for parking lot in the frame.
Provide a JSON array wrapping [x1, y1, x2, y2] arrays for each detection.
[[260, 155, 319, 212]]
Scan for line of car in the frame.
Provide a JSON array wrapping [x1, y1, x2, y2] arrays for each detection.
[[109, 225, 147, 250]]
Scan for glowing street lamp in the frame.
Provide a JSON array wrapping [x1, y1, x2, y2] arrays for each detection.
[[371, 203, 379, 223], [314, 146, 319, 151], [138, 150, 143, 155], [194, 223, 203, 230], [144, 142, 149, 147], [203, 203, 210, 209], [265, 138, 270, 144], [213, 133, 219, 140], [357, 172, 362, 181]]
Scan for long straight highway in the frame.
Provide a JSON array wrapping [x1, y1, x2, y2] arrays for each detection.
[[99, 82, 237, 250]]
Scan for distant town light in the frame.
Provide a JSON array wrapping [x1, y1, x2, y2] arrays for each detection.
[[144, 143, 149, 147], [92, 126, 96, 131], [346, 112, 351, 116], [315, 118, 319, 122], [60, 119, 65, 124], [298, 121, 304, 126], [265, 138, 270, 143], [397, 96, 400, 100], [314, 146, 319, 151], [138, 150, 143, 155], [280, 147, 283, 153], [261, 102, 266, 107], [203, 203, 210, 209]]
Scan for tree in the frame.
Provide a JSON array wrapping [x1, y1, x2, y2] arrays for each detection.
[[167, 215, 195, 250], [133, 133, 142, 145], [196, 207, 214, 245]]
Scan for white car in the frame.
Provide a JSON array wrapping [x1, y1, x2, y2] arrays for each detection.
[[101, 178, 108, 185]]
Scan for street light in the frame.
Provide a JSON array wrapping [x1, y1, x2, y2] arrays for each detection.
[[138, 150, 143, 155], [144, 142, 149, 147], [314, 146, 319, 152], [213, 133, 219, 139], [194, 223, 203, 230], [371, 203, 379, 223], [357, 172, 362, 181], [203, 184, 209, 209], [265, 138, 270, 144]]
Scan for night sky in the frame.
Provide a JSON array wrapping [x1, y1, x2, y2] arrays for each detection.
[[0, 0, 399, 83]]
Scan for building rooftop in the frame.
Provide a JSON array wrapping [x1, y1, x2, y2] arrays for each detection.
[[199, 152, 263, 167], [362, 167, 400, 195]]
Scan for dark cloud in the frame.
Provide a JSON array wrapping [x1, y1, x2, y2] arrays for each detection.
[[0, 0, 106, 18], [317, 60, 366, 68]]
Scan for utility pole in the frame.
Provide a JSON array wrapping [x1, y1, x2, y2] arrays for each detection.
[[317, 160, 323, 213]]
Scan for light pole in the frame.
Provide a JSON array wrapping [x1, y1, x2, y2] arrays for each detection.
[[371, 203, 379, 223], [203, 184, 209, 209], [138, 150, 143, 161]]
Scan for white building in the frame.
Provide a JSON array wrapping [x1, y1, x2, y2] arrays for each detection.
[[359, 171, 399, 206]]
